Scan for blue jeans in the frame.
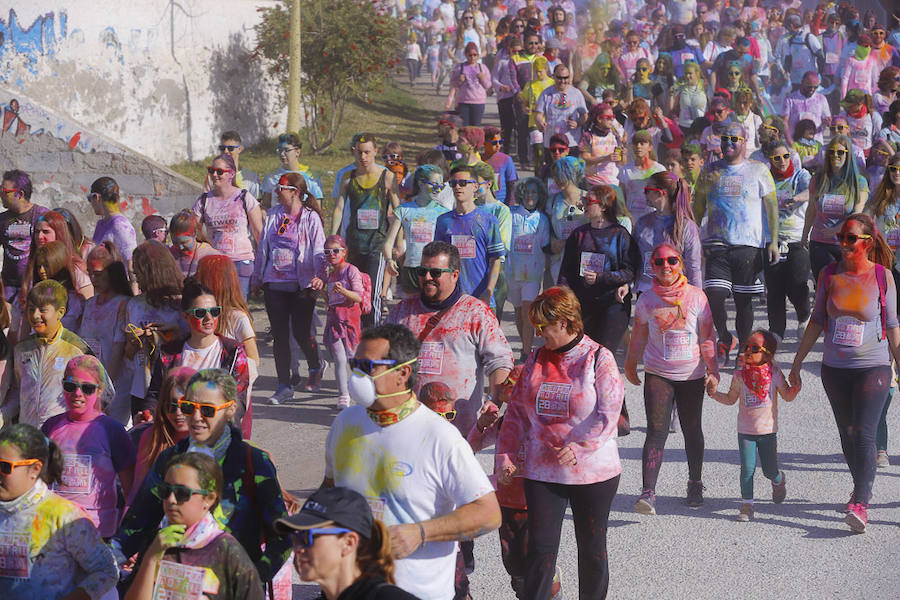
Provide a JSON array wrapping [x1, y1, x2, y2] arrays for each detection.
[[738, 432, 780, 500], [457, 102, 485, 126], [233, 259, 254, 299]]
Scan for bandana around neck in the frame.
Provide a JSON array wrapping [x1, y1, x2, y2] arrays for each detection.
[[366, 393, 419, 426], [741, 362, 772, 402], [652, 272, 689, 321], [160, 511, 223, 550], [188, 425, 232, 464], [772, 159, 795, 180]]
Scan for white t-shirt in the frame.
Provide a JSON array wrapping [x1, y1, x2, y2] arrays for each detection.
[[325, 403, 494, 600], [181, 338, 223, 371]]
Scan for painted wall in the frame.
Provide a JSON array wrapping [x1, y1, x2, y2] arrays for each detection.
[[0, 1, 285, 165]]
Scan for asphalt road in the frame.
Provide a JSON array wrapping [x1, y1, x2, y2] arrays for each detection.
[[249, 297, 900, 600]]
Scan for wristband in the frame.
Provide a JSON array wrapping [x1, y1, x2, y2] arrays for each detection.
[[417, 522, 426, 546]]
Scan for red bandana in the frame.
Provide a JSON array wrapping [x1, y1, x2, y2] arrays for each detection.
[[740, 362, 772, 402]]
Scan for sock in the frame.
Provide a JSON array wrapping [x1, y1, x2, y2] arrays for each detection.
[[742, 499, 754, 505], [773, 472, 784, 485]]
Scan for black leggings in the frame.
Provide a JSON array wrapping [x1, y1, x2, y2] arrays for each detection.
[[809, 241, 842, 283], [642, 374, 706, 491], [583, 300, 631, 352], [705, 287, 755, 346], [764, 243, 811, 338], [821, 364, 891, 504], [524, 476, 620, 600], [263, 286, 321, 386]]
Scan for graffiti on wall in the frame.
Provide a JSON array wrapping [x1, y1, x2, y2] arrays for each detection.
[[0, 95, 118, 154], [0, 9, 67, 75]]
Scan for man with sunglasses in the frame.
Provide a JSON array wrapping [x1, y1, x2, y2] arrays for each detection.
[[322, 323, 500, 600], [783, 71, 831, 143], [203, 130, 260, 198], [693, 122, 779, 364], [260, 132, 323, 209], [483, 126, 519, 205], [535, 65, 587, 160], [116, 369, 291, 589], [0, 169, 48, 301]]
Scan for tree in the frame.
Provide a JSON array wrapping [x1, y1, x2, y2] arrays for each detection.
[[255, 0, 404, 153]]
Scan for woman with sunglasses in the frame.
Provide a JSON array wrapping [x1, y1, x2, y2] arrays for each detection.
[[383, 165, 450, 299], [0, 422, 118, 597], [626, 240, 718, 512], [193, 153, 264, 298], [41, 355, 135, 539], [763, 139, 813, 341], [147, 280, 251, 437], [125, 452, 264, 600], [802, 134, 869, 279], [168, 209, 222, 278], [130, 367, 196, 506], [497, 286, 623, 599], [790, 214, 900, 533], [252, 172, 326, 405], [116, 369, 292, 590], [275, 486, 416, 600], [632, 171, 702, 297], [89, 176, 137, 286]]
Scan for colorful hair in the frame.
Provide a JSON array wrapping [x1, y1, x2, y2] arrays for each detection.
[[26, 279, 68, 311], [195, 255, 252, 336], [89, 176, 119, 206], [648, 170, 696, 252], [145, 367, 197, 472], [513, 176, 549, 211], [549, 156, 584, 185], [64, 355, 106, 387], [2, 169, 32, 200], [814, 134, 865, 211], [411, 164, 444, 196], [529, 286, 584, 335], [164, 452, 224, 510], [324, 234, 349, 250], [844, 213, 894, 268], [169, 209, 210, 243]]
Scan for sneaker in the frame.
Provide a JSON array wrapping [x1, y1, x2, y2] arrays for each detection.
[[717, 338, 738, 366], [772, 471, 787, 504], [686, 480, 705, 506], [336, 395, 351, 409], [268, 385, 294, 405], [840, 491, 857, 514], [844, 503, 867, 533], [876, 450, 890, 468], [305, 360, 330, 392], [796, 316, 810, 342], [634, 489, 657, 515], [736, 503, 754, 522]]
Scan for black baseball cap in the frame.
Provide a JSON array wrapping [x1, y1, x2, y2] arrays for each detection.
[[274, 487, 374, 537]]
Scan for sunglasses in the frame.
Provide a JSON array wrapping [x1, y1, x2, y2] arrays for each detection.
[[277, 146, 300, 155], [836, 233, 872, 244], [152, 482, 210, 504], [653, 256, 680, 266], [720, 135, 745, 144], [742, 344, 770, 354], [1, 187, 22, 196], [289, 527, 353, 548], [324, 248, 345, 256], [186, 306, 222, 319], [415, 266, 454, 279], [0, 458, 42, 475], [425, 182, 446, 193], [218, 144, 240, 152], [448, 179, 476, 188], [349, 357, 399, 375], [644, 186, 666, 195], [762, 124, 779, 132], [729, 71, 741, 76], [278, 216, 291, 235], [169, 399, 235, 418], [555, 76, 571, 81], [888, 166, 900, 174], [827, 149, 847, 157], [207, 167, 233, 176], [549, 147, 568, 154], [275, 184, 298, 193], [62, 380, 99, 395], [382, 153, 401, 160], [487, 139, 503, 145], [769, 153, 791, 161], [829, 125, 848, 132], [434, 409, 457, 421], [637, 67, 649, 72]]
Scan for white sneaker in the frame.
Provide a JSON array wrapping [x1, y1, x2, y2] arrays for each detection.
[[337, 395, 351, 409], [796, 317, 810, 342], [269, 385, 294, 405]]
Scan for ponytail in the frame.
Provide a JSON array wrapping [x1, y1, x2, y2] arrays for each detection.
[[0, 423, 65, 486], [45, 439, 64, 486], [356, 519, 397, 584], [870, 229, 894, 269]]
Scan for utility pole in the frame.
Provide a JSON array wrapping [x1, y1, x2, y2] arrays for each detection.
[[286, 0, 302, 133]]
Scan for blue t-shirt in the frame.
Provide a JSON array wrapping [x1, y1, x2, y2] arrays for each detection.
[[435, 207, 506, 298], [485, 152, 519, 204]]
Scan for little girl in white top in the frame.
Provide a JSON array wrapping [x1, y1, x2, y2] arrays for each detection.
[[709, 329, 800, 522]]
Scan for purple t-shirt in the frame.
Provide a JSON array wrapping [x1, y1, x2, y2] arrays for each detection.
[[92, 214, 137, 261], [42, 413, 136, 537]]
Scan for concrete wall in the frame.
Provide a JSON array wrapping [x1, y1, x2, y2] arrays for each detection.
[[0, 82, 201, 237], [0, 1, 285, 165]]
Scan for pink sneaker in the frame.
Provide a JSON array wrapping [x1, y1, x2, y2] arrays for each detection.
[[844, 503, 867, 533]]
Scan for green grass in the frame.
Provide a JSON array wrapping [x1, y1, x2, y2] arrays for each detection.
[[169, 84, 438, 216]]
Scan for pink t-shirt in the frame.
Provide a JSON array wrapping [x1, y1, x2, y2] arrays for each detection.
[[727, 366, 787, 435], [191, 190, 259, 261], [633, 284, 716, 381], [41, 413, 136, 537]]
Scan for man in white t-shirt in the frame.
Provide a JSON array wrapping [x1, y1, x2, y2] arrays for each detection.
[[323, 323, 501, 600]]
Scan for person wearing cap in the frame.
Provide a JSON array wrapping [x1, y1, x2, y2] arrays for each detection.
[[783, 71, 831, 143], [543, 37, 564, 73], [322, 323, 501, 600], [692, 121, 779, 365], [275, 487, 418, 600], [837, 89, 883, 157], [774, 13, 824, 89], [260, 133, 324, 209]]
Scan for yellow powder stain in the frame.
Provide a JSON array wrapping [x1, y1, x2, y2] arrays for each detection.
[[333, 425, 404, 497], [333, 425, 368, 478]]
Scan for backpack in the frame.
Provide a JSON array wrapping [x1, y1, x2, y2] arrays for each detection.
[[821, 261, 887, 340], [199, 189, 252, 246], [784, 33, 824, 75], [359, 270, 373, 315]]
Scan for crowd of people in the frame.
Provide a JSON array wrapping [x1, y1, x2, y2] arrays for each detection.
[[2, 0, 900, 599]]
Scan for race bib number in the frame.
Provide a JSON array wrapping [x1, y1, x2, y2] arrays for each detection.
[[719, 175, 742, 197], [514, 234, 535, 254], [833, 316, 864, 347], [853, 69, 869, 86], [663, 329, 694, 361], [825, 52, 839, 64], [743, 384, 770, 409], [272, 247, 294, 272], [886, 228, 900, 250], [681, 52, 695, 64], [0, 532, 30, 579], [580, 252, 606, 276], [418, 341, 445, 375], [57, 454, 92, 495], [366, 497, 386, 522], [152, 560, 209, 600], [822, 194, 846, 218], [213, 231, 234, 255], [529, 129, 544, 145], [357, 208, 379, 230], [452, 235, 477, 259], [54, 356, 66, 371], [535, 382, 572, 418], [409, 218, 434, 244]]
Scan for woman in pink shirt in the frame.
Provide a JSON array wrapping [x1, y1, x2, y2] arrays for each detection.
[[497, 286, 623, 600], [625, 243, 719, 514], [447, 42, 492, 126]]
